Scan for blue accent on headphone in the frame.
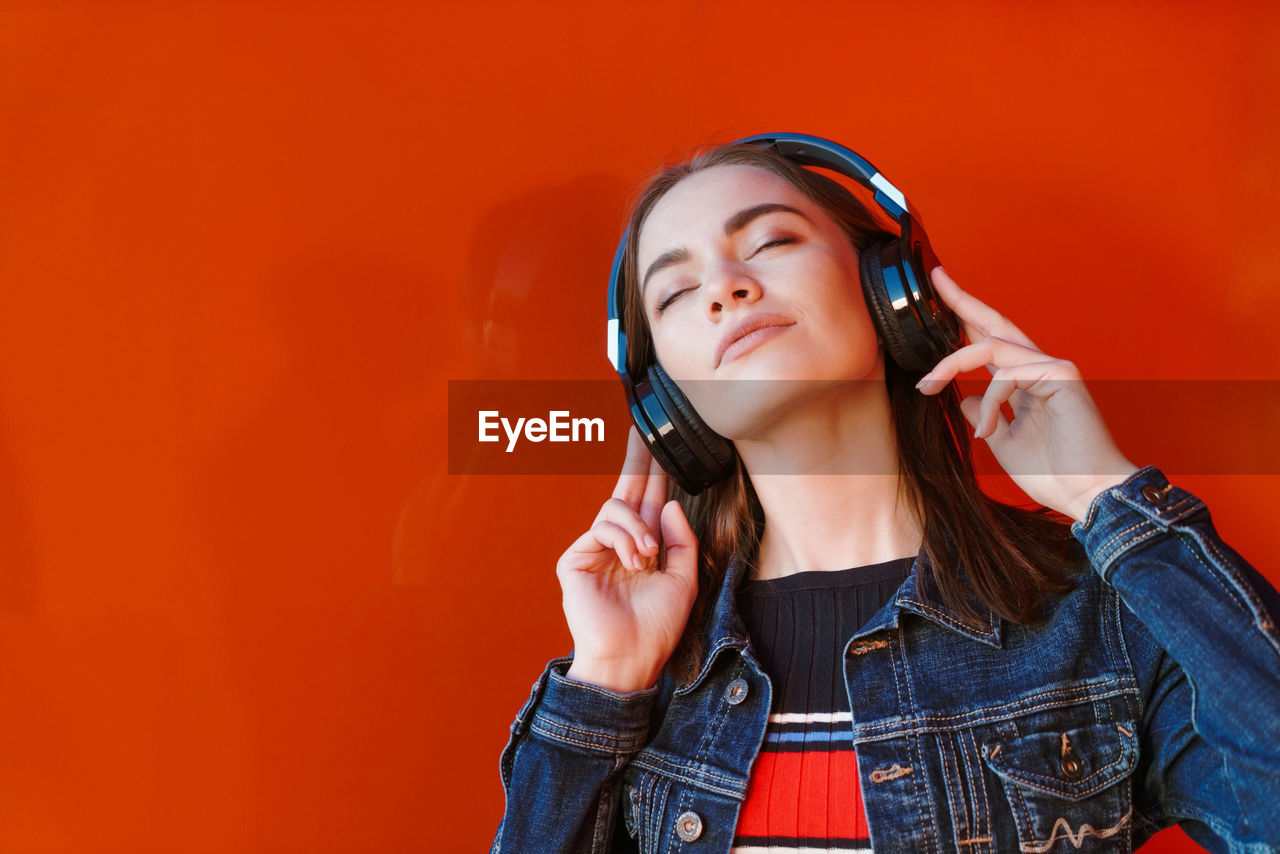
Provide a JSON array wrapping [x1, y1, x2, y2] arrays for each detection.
[[607, 132, 963, 494], [606, 240, 626, 331], [873, 190, 907, 220]]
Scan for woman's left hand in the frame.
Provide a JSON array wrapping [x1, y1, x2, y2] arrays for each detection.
[[914, 267, 1139, 523]]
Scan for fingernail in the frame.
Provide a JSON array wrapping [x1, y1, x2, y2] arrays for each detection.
[[644, 534, 658, 551], [632, 554, 643, 570], [915, 374, 934, 391]]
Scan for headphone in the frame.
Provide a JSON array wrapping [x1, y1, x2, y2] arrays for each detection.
[[606, 132, 963, 494]]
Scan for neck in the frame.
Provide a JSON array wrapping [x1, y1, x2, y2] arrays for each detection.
[[736, 378, 923, 580]]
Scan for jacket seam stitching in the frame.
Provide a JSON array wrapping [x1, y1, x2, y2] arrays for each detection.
[[1200, 530, 1280, 657], [965, 728, 994, 847], [939, 732, 971, 845], [895, 627, 941, 854], [1096, 520, 1153, 570], [628, 754, 746, 798], [897, 596, 998, 642], [537, 715, 648, 744], [853, 682, 1133, 736], [529, 719, 646, 753]]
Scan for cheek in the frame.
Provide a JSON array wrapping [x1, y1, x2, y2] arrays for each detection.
[[810, 281, 877, 337], [804, 290, 884, 376], [650, 318, 709, 380]]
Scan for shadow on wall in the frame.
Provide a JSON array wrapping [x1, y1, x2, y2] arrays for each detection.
[[392, 172, 629, 588]]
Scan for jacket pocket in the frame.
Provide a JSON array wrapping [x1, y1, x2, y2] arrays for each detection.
[[984, 719, 1138, 852]]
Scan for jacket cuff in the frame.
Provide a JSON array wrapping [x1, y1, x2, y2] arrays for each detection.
[[515, 656, 656, 756], [1069, 465, 1207, 583]]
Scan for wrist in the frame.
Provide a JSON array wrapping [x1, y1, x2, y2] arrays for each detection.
[[566, 656, 662, 695], [1062, 462, 1141, 523]]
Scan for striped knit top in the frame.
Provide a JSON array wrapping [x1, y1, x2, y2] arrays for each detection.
[[731, 556, 915, 854]]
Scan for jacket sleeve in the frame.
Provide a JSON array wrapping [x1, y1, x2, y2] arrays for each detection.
[[1070, 465, 1280, 851], [490, 656, 652, 854]]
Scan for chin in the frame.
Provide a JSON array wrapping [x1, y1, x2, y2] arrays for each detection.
[[682, 376, 855, 441], [672, 344, 886, 437]]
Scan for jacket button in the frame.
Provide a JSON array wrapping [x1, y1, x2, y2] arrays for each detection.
[[675, 810, 703, 841], [1141, 483, 1172, 504], [725, 678, 749, 705], [1061, 753, 1084, 779]]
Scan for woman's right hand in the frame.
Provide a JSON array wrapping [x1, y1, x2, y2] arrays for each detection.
[[559, 426, 699, 694]]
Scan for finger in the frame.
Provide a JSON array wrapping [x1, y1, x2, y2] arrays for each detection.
[[915, 337, 1047, 392], [658, 500, 698, 586], [929, 267, 1039, 351], [962, 355, 1064, 435], [638, 452, 668, 534], [611, 425, 655, 509], [980, 361, 1065, 436], [966, 359, 1061, 437], [975, 376, 1018, 440], [588, 519, 646, 571], [559, 519, 642, 574], [959, 395, 1011, 443], [595, 498, 660, 556]]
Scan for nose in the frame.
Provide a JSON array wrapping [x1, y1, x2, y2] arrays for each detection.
[[703, 260, 761, 318]]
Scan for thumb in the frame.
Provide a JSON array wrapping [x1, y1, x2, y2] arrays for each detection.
[[659, 500, 699, 586]]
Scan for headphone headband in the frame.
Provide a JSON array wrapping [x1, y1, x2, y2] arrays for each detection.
[[736, 133, 911, 222], [608, 132, 925, 375]]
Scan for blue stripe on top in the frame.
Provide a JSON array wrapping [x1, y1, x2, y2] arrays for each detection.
[[764, 729, 855, 744]]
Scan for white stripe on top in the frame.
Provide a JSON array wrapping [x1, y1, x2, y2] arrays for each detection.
[[768, 711, 854, 724]]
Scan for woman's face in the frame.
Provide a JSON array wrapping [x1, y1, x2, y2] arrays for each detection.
[[635, 164, 883, 437]]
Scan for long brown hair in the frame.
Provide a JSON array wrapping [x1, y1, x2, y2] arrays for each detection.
[[619, 142, 1079, 680]]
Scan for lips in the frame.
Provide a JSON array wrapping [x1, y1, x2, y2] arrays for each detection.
[[715, 313, 796, 368]]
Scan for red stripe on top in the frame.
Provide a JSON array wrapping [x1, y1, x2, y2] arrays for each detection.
[[736, 749, 866, 839]]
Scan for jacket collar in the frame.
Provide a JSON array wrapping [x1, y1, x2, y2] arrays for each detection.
[[693, 546, 1003, 687], [862, 548, 1003, 648], [687, 553, 755, 685]]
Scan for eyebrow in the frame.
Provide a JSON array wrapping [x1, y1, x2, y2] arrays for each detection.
[[640, 203, 810, 294]]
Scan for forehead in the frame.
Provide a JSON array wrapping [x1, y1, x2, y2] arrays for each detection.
[[636, 164, 816, 260]]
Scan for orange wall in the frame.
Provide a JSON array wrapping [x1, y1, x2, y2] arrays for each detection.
[[1, 3, 1277, 852]]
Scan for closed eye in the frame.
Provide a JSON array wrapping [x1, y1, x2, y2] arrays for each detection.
[[654, 237, 797, 314], [655, 286, 695, 314], [752, 236, 795, 257]]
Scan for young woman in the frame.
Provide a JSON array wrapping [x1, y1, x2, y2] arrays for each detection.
[[490, 135, 1280, 853]]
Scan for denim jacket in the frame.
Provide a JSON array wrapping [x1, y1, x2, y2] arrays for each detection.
[[491, 467, 1280, 853]]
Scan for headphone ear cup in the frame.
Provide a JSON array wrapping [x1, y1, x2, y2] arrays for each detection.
[[648, 364, 736, 493], [860, 237, 929, 372]]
